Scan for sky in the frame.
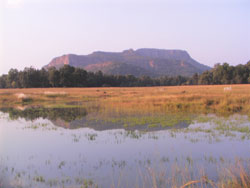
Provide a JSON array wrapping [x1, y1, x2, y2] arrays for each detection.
[[0, 0, 250, 75]]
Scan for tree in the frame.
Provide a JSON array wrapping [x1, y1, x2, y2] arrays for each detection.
[[39, 68, 50, 87], [198, 71, 212, 85], [59, 65, 75, 87], [48, 67, 60, 87], [73, 68, 87, 87], [0, 75, 7, 88], [7, 69, 19, 88]]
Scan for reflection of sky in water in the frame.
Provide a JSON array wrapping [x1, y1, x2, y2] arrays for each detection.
[[0, 112, 250, 187]]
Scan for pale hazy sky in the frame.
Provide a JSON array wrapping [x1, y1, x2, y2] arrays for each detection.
[[0, 0, 250, 75]]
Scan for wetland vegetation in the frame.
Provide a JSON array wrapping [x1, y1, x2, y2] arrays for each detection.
[[0, 84, 250, 115], [0, 85, 250, 187]]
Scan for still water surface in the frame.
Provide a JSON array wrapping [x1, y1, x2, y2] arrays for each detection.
[[0, 108, 250, 187]]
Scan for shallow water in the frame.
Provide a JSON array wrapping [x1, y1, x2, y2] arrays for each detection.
[[0, 108, 250, 188]]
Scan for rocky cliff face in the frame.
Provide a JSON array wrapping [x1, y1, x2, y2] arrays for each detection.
[[44, 48, 210, 77], [46, 55, 70, 69]]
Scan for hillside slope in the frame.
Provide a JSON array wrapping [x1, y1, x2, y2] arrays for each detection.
[[44, 48, 210, 77]]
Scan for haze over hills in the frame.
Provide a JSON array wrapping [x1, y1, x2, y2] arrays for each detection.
[[44, 48, 211, 77]]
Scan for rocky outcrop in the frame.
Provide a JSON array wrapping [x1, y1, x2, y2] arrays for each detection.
[[44, 48, 210, 77]]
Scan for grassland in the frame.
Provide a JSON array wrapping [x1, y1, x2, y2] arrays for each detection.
[[0, 85, 250, 116], [1, 85, 250, 188]]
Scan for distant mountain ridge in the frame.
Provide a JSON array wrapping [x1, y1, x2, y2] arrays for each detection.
[[44, 48, 210, 77]]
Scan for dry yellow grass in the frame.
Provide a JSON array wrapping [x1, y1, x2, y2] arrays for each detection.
[[1, 86, 250, 187], [0, 85, 250, 115], [136, 160, 250, 188]]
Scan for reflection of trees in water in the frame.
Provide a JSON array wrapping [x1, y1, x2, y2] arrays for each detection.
[[0, 107, 87, 122], [52, 116, 191, 131], [0, 107, 191, 131]]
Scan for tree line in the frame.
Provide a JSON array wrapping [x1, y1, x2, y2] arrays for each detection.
[[0, 61, 250, 88]]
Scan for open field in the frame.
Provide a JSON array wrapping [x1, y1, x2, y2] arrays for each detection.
[[1, 85, 250, 188], [1, 85, 250, 115]]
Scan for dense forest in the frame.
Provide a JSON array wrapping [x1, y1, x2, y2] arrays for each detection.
[[0, 61, 250, 88]]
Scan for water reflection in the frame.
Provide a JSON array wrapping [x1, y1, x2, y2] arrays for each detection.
[[0, 107, 191, 131], [0, 109, 250, 188], [0, 107, 87, 124]]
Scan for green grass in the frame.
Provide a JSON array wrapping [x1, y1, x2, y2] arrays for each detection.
[[21, 97, 33, 104]]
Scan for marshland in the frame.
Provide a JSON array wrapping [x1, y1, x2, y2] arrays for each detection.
[[2, 0, 250, 187], [0, 85, 250, 187]]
